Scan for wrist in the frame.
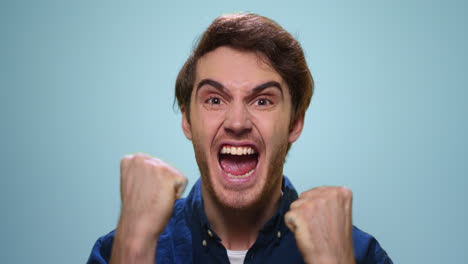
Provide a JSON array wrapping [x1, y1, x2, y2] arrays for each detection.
[[117, 213, 164, 241], [304, 254, 355, 264], [110, 225, 159, 264]]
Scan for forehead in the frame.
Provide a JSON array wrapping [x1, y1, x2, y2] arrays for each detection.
[[195, 46, 284, 87]]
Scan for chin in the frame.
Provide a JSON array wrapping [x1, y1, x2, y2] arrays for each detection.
[[194, 138, 287, 211], [204, 164, 281, 211], [213, 180, 264, 209]]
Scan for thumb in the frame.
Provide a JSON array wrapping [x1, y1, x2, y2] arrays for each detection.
[[284, 211, 298, 232], [174, 177, 188, 199]]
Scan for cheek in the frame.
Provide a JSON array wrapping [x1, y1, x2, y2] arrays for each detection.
[[191, 110, 224, 145], [260, 113, 290, 141]]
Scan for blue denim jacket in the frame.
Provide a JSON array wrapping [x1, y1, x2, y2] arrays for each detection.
[[88, 177, 392, 263]]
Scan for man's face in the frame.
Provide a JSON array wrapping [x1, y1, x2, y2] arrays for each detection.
[[182, 46, 303, 210]]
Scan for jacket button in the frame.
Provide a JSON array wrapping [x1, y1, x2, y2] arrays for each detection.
[[207, 229, 213, 238], [202, 240, 207, 247], [277, 231, 281, 239]]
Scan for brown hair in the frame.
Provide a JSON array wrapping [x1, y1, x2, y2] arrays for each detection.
[[175, 13, 314, 125]]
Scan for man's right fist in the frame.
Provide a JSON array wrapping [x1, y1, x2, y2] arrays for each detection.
[[119, 153, 187, 239], [111, 153, 187, 264]]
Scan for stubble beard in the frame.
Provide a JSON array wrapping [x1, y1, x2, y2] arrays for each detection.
[[192, 138, 288, 212]]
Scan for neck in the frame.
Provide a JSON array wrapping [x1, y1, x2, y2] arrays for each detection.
[[202, 185, 282, 251]]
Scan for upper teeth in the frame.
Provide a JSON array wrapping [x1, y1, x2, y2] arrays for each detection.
[[220, 146, 256, 155]]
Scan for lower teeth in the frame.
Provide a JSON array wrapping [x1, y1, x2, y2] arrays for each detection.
[[226, 169, 254, 178]]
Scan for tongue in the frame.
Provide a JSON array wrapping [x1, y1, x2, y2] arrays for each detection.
[[220, 154, 257, 176]]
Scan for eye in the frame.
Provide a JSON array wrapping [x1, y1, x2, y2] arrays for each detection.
[[206, 97, 223, 105], [255, 98, 272, 106]]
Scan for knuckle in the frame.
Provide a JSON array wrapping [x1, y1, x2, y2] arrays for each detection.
[[325, 186, 341, 198], [289, 200, 301, 210], [339, 186, 353, 199], [314, 197, 326, 207], [120, 156, 130, 167], [121, 155, 133, 162], [166, 164, 182, 178], [121, 154, 134, 163], [303, 204, 315, 218], [299, 189, 313, 199], [120, 155, 134, 174], [332, 187, 341, 198], [179, 175, 188, 184], [157, 164, 171, 175], [154, 165, 177, 181], [299, 202, 311, 213], [134, 153, 149, 161], [150, 156, 162, 164]]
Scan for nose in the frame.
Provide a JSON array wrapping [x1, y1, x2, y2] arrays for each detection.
[[223, 102, 252, 135]]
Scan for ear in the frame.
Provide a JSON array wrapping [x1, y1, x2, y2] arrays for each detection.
[[288, 114, 305, 143], [181, 106, 192, 141]]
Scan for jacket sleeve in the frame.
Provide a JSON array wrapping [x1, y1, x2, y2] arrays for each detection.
[[87, 230, 115, 264], [365, 236, 393, 264], [353, 226, 393, 264]]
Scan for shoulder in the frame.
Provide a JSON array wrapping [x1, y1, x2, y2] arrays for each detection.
[[352, 226, 393, 264], [87, 230, 115, 264]]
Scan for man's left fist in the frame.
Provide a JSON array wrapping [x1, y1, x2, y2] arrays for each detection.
[[285, 186, 356, 264]]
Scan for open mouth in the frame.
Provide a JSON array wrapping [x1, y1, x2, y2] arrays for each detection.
[[218, 145, 259, 179]]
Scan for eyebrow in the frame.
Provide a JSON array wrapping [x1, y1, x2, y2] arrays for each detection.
[[196, 79, 284, 97]]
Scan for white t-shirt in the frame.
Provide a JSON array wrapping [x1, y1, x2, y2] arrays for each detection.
[[226, 249, 248, 264]]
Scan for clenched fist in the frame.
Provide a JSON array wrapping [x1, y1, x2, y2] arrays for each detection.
[[110, 153, 187, 264], [285, 186, 355, 264]]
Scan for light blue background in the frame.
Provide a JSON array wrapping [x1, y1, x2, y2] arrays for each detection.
[[1, 0, 466, 263]]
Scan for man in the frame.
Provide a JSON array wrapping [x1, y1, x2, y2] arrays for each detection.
[[88, 13, 392, 264]]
